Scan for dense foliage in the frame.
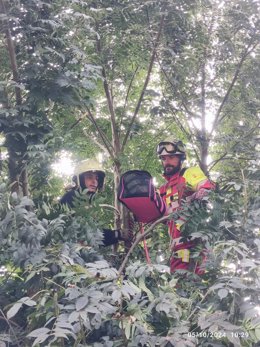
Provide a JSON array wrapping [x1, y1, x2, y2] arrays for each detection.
[[0, 0, 259, 346], [0, 163, 260, 346]]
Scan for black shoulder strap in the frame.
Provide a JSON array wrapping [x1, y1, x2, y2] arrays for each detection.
[[180, 167, 187, 176]]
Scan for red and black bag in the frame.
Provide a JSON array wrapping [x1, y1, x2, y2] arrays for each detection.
[[117, 170, 166, 223]]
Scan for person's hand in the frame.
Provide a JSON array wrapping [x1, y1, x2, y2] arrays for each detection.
[[186, 188, 209, 203], [119, 229, 133, 243], [119, 229, 133, 241]]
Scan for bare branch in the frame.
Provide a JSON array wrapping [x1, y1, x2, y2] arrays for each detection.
[[69, 117, 83, 131], [117, 215, 170, 277], [156, 53, 201, 122], [155, 51, 204, 148], [85, 108, 115, 160], [118, 66, 140, 137], [121, 12, 166, 151], [67, 111, 113, 157], [123, 66, 139, 113], [82, 128, 108, 153], [102, 66, 121, 152], [96, 37, 121, 155], [210, 40, 259, 137], [161, 91, 201, 164], [208, 120, 260, 171], [0, 309, 22, 347], [200, 61, 206, 136]]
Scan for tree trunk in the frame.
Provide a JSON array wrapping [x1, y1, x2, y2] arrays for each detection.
[[0, 0, 29, 196], [113, 160, 122, 230], [200, 137, 209, 175], [7, 144, 20, 194], [199, 61, 209, 175]]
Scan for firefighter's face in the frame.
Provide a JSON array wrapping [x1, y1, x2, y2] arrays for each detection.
[[160, 155, 182, 176], [83, 172, 98, 192]]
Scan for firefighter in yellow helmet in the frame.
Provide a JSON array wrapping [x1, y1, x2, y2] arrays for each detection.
[[60, 159, 131, 246]]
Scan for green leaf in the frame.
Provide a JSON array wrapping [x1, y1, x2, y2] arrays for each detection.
[[27, 328, 50, 338], [22, 297, 37, 307], [85, 306, 99, 314], [218, 288, 228, 299], [25, 271, 37, 282], [76, 296, 88, 311], [112, 290, 121, 302], [124, 321, 132, 340], [68, 311, 79, 323], [255, 329, 260, 341], [138, 277, 154, 301], [6, 302, 23, 319]]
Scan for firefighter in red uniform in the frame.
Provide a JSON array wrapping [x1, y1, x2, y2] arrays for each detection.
[[157, 139, 215, 274]]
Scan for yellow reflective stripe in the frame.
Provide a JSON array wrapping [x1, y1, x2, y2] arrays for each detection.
[[166, 196, 171, 206], [176, 249, 190, 263], [165, 187, 172, 206], [183, 167, 208, 191], [175, 220, 185, 229], [165, 187, 179, 207]]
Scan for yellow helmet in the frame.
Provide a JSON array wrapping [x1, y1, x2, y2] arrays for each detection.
[[73, 159, 105, 191]]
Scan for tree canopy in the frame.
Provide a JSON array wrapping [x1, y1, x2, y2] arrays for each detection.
[[0, 0, 259, 346]]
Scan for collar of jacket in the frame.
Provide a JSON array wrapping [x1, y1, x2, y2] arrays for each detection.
[[163, 170, 181, 183]]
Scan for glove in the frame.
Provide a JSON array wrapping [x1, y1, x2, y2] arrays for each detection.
[[186, 188, 209, 203], [118, 229, 133, 242]]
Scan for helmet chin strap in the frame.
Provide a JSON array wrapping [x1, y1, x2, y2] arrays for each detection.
[[88, 191, 96, 203]]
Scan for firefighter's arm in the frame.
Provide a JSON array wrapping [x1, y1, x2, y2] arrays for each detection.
[[183, 167, 215, 203], [102, 229, 133, 246]]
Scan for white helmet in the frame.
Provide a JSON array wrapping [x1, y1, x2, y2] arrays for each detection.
[[156, 138, 186, 160], [73, 159, 105, 191]]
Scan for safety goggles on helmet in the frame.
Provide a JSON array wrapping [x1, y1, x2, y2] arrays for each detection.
[[156, 141, 186, 156]]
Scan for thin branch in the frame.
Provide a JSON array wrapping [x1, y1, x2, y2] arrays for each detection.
[[161, 91, 201, 164], [171, 113, 201, 164], [117, 215, 170, 277], [155, 51, 201, 128], [67, 111, 113, 156], [82, 128, 108, 153], [156, 55, 201, 164], [208, 120, 260, 171], [69, 117, 83, 131], [95, 34, 120, 155], [121, 11, 166, 151], [167, 103, 191, 138], [210, 40, 259, 137], [102, 66, 120, 152], [123, 66, 140, 113], [187, 288, 211, 321], [43, 277, 66, 290], [0, 309, 22, 347], [208, 151, 229, 171], [200, 61, 206, 137], [118, 66, 140, 138], [181, 100, 201, 124], [85, 108, 115, 160]]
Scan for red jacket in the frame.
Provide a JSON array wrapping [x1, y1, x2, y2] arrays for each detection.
[[159, 166, 215, 273]]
